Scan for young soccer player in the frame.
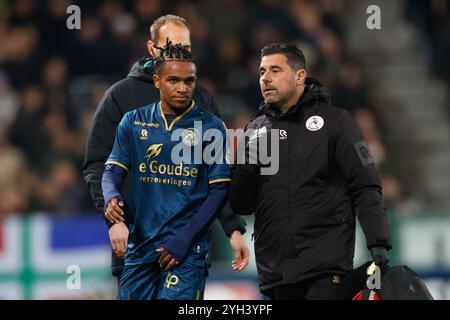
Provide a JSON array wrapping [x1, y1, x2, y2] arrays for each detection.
[[102, 41, 230, 300]]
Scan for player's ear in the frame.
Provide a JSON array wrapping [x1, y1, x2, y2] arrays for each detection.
[[153, 74, 160, 88]]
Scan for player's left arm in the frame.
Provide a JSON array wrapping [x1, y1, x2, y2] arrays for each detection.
[[157, 181, 229, 270]]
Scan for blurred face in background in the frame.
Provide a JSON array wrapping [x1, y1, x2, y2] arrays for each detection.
[[259, 53, 306, 111], [147, 22, 191, 58], [153, 60, 197, 113]]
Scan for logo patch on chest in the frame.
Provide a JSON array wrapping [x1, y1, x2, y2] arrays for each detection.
[[306, 116, 324, 131]]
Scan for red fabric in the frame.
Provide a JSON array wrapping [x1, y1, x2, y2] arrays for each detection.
[[353, 289, 381, 300]]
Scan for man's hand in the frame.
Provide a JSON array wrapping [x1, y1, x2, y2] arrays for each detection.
[[156, 247, 179, 271], [230, 230, 250, 272], [105, 198, 125, 224], [370, 245, 389, 271], [109, 221, 129, 258]]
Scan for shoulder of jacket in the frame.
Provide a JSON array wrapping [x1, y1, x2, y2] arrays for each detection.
[[108, 76, 136, 94], [320, 105, 352, 136], [311, 103, 349, 121], [98, 78, 135, 111]]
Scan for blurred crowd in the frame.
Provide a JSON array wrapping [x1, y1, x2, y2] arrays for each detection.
[[0, 0, 416, 216], [405, 0, 450, 98]]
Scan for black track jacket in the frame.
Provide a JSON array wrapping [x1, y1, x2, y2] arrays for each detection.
[[230, 78, 391, 295]]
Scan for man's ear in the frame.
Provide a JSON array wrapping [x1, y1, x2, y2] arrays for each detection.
[[153, 74, 160, 88], [147, 40, 156, 58], [297, 69, 307, 86]]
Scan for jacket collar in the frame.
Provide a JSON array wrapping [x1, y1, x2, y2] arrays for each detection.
[[127, 57, 154, 82], [254, 77, 331, 121]]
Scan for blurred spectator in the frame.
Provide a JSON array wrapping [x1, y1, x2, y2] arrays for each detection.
[[33, 159, 89, 213], [382, 174, 423, 217], [8, 85, 49, 170], [134, 0, 163, 32], [332, 60, 368, 113], [40, 0, 76, 57], [75, 81, 111, 158], [7, 0, 39, 27], [0, 71, 19, 135], [42, 57, 75, 128], [0, 24, 44, 88], [0, 132, 31, 215], [405, 0, 450, 110], [107, 11, 137, 43]]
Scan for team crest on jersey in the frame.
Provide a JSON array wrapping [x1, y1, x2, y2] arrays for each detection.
[[306, 116, 324, 131], [182, 128, 201, 146]]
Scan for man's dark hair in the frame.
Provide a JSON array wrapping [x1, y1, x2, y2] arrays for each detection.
[[261, 43, 306, 71], [153, 39, 194, 75], [150, 15, 190, 43]]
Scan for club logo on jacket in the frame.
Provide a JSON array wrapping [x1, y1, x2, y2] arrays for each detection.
[[306, 116, 324, 131], [279, 130, 288, 140]]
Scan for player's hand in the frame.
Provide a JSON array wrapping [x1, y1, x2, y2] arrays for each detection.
[[230, 230, 250, 272], [109, 221, 129, 258], [105, 198, 125, 224], [156, 247, 179, 271]]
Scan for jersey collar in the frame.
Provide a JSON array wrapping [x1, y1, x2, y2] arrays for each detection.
[[158, 100, 196, 131]]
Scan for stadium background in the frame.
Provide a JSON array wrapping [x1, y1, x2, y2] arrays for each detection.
[[0, 0, 449, 299]]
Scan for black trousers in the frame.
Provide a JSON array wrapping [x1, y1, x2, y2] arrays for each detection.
[[272, 274, 343, 300]]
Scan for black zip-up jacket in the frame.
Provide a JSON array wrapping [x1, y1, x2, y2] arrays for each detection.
[[83, 58, 246, 273], [230, 78, 391, 296]]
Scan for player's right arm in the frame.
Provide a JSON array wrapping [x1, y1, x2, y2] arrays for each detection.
[[102, 112, 133, 225], [102, 113, 133, 258], [102, 165, 127, 224], [102, 163, 128, 258]]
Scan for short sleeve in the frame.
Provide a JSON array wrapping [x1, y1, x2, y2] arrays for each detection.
[[106, 112, 133, 172]]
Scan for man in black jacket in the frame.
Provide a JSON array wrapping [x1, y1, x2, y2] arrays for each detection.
[[83, 15, 249, 279], [230, 43, 391, 300]]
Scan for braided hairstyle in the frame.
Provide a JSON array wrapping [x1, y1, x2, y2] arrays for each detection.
[[152, 38, 194, 75]]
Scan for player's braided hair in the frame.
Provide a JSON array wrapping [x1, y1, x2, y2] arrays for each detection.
[[152, 38, 194, 74]]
